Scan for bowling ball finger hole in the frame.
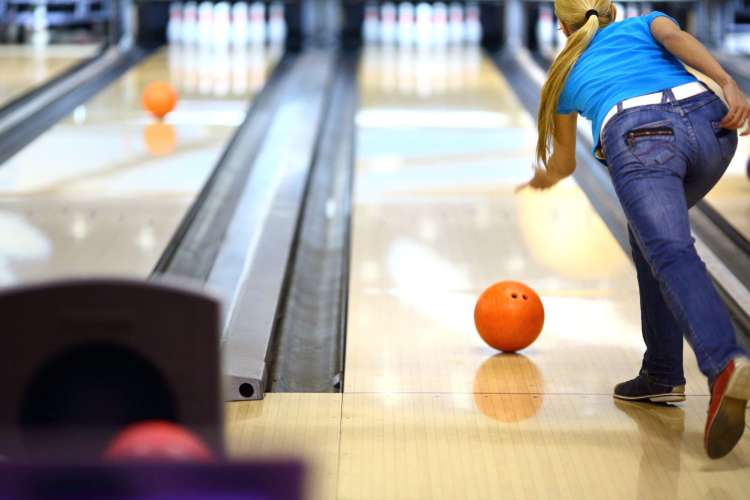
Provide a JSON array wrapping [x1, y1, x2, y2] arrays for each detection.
[[511, 293, 518, 299], [522, 295, 528, 300]]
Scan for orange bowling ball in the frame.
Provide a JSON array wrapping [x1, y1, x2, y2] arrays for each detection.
[[474, 281, 544, 352], [142, 81, 178, 120], [103, 420, 215, 463]]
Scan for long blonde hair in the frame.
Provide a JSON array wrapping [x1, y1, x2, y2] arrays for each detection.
[[536, 0, 614, 168]]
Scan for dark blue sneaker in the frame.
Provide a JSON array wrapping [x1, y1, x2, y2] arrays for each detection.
[[614, 374, 685, 403]]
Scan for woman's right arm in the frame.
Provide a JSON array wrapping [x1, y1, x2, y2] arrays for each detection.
[[651, 16, 749, 134]]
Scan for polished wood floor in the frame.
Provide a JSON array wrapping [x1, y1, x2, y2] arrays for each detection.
[[0, 44, 98, 108], [226, 47, 750, 500], [227, 393, 750, 500], [0, 46, 276, 285]]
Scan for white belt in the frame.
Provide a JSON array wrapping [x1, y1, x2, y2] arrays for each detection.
[[600, 81, 708, 137]]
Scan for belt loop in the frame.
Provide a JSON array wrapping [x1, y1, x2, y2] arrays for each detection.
[[617, 102, 623, 113], [661, 88, 675, 104], [666, 87, 686, 116]]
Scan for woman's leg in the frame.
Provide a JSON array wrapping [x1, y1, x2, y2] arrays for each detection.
[[607, 125, 742, 382], [604, 96, 749, 457], [680, 95, 750, 458], [628, 227, 685, 387]]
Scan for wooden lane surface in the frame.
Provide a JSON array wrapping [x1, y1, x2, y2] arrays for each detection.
[[226, 47, 750, 499], [226, 394, 342, 500], [227, 394, 750, 500], [347, 47, 708, 397], [0, 44, 99, 108], [0, 46, 276, 286]]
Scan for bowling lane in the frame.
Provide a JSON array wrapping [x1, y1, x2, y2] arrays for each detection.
[[227, 392, 750, 500], [349, 45, 708, 396], [0, 44, 99, 108], [226, 394, 342, 500], [337, 45, 750, 497], [0, 45, 278, 286]]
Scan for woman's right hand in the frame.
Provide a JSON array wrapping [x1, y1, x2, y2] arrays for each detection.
[[515, 166, 562, 192], [720, 80, 750, 136]]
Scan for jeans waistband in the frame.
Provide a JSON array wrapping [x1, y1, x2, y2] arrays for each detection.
[[600, 81, 709, 138]]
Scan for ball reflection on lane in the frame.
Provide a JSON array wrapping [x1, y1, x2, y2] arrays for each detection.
[[473, 353, 543, 422]]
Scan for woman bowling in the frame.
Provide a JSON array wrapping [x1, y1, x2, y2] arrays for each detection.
[[519, 0, 750, 459]]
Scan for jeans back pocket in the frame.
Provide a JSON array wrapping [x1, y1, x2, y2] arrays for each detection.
[[711, 121, 738, 165], [625, 119, 676, 165]]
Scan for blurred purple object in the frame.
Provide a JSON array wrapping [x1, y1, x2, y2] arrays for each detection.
[[0, 461, 304, 500]]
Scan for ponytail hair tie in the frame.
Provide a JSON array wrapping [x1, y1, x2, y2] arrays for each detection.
[[585, 9, 598, 20]]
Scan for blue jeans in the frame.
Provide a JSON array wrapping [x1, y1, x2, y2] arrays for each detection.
[[601, 88, 743, 386]]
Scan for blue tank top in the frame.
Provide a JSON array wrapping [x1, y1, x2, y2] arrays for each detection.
[[556, 11, 697, 154]]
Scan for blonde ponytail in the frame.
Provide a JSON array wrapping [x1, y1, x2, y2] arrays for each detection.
[[536, 1, 614, 168]]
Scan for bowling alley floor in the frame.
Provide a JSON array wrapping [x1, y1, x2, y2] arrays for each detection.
[[0, 45, 277, 285], [0, 44, 98, 108], [226, 47, 750, 500]]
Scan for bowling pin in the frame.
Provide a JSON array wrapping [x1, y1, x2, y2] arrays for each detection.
[[432, 3, 448, 46], [168, 43, 188, 93], [167, 3, 183, 44], [212, 2, 231, 49], [268, 1, 287, 46], [465, 3, 482, 45], [465, 43, 481, 88], [614, 3, 625, 22], [231, 45, 247, 95], [198, 1, 214, 46], [537, 4, 554, 56], [397, 44, 409, 93], [198, 44, 214, 95], [446, 44, 462, 90], [182, 1, 199, 44], [448, 2, 464, 45], [363, 2, 380, 44], [415, 2, 433, 47], [31, 4, 50, 47], [433, 48, 448, 93], [184, 43, 198, 93], [248, 2, 266, 46], [249, 45, 268, 93], [168, 44, 182, 87], [231, 2, 249, 46], [397, 2, 415, 46], [213, 48, 231, 96], [380, 2, 397, 45], [626, 3, 639, 19], [414, 50, 432, 96]]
